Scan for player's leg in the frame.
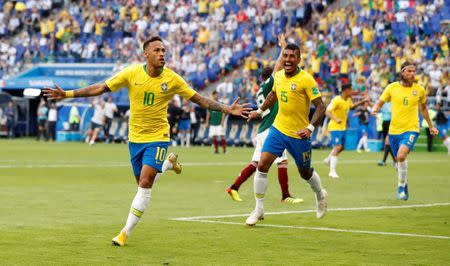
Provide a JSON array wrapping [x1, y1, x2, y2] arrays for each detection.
[[227, 131, 266, 201], [154, 152, 182, 182], [439, 125, 450, 154], [277, 157, 304, 204], [328, 131, 344, 178], [90, 127, 100, 145], [391, 132, 418, 200], [226, 161, 256, 201], [112, 142, 169, 246], [221, 135, 227, 153], [286, 137, 327, 219], [246, 127, 281, 225], [245, 151, 277, 225]]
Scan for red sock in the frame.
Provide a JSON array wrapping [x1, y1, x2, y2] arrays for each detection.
[[221, 137, 227, 153], [231, 162, 257, 190], [278, 166, 290, 199], [213, 137, 218, 152]]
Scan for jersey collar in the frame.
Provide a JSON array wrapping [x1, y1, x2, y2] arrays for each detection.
[[143, 64, 164, 78], [284, 67, 302, 78]]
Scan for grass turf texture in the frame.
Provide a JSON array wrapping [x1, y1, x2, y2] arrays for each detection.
[[0, 139, 449, 265]]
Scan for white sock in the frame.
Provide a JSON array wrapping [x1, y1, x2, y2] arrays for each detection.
[[444, 138, 450, 151], [307, 171, 324, 199], [254, 170, 268, 211], [362, 135, 368, 150], [357, 137, 363, 150], [154, 158, 172, 183], [330, 156, 338, 172], [186, 133, 191, 147], [124, 187, 151, 236], [397, 160, 408, 187]]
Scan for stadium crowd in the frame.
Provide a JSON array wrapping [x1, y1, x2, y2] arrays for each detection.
[[0, 0, 448, 148]]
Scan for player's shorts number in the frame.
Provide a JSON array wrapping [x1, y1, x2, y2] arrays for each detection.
[[408, 134, 415, 142], [281, 91, 288, 103], [144, 92, 155, 106], [155, 146, 167, 162], [302, 151, 311, 162]]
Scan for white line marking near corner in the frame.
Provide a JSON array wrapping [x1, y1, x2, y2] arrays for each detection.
[[179, 219, 450, 240], [171, 202, 450, 221]]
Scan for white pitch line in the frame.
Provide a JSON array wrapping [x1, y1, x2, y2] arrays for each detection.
[[171, 202, 450, 221], [0, 159, 448, 168], [179, 219, 450, 240]]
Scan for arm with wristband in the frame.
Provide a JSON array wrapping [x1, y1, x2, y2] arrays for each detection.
[[43, 83, 111, 100]]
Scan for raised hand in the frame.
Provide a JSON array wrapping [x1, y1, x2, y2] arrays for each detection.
[[229, 97, 252, 119], [42, 83, 66, 101], [246, 110, 261, 122]]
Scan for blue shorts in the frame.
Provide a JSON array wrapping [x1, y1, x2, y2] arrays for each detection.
[[437, 124, 448, 139], [359, 124, 369, 134], [178, 119, 191, 131], [128, 141, 169, 176], [262, 126, 312, 170], [330, 130, 346, 147], [389, 132, 419, 156]]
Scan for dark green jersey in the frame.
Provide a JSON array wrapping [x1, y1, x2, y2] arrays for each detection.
[[256, 76, 278, 133], [209, 110, 222, 126]]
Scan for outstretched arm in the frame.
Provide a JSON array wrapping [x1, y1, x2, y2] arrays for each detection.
[[297, 97, 326, 138], [247, 91, 278, 121], [43, 83, 110, 100], [371, 99, 385, 115], [420, 103, 439, 136], [273, 33, 287, 73], [190, 93, 252, 118]]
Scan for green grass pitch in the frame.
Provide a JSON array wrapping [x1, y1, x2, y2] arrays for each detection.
[[0, 139, 449, 265]]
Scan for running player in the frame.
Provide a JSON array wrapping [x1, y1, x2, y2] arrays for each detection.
[[43, 36, 251, 245], [323, 83, 368, 178], [246, 43, 328, 225], [372, 61, 438, 200]]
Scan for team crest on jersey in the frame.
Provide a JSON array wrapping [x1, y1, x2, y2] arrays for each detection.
[[412, 90, 417, 96], [161, 83, 168, 93], [291, 84, 297, 91]]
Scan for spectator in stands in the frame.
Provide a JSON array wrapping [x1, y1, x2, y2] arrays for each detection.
[[104, 96, 117, 143], [47, 102, 57, 141], [36, 99, 48, 141]]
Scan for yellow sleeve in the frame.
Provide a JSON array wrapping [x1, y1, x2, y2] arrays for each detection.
[[380, 85, 391, 102], [105, 65, 134, 92], [174, 73, 197, 100], [305, 75, 321, 101], [326, 98, 337, 112], [349, 98, 354, 108]]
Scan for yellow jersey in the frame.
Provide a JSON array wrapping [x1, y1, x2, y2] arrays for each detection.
[[380, 82, 426, 134], [105, 64, 196, 143], [327, 95, 353, 131], [272, 69, 321, 139]]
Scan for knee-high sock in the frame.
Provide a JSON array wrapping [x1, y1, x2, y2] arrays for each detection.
[[254, 170, 268, 210], [330, 156, 338, 172], [124, 187, 151, 236], [221, 137, 227, 153], [397, 160, 408, 187], [277, 164, 290, 199], [382, 144, 390, 162], [154, 158, 172, 183], [444, 138, 450, 153], [306, 171, 324, 199], [231, 161, 257, 190], [213, 137, 219, 152], [186, 133, 191, 146]]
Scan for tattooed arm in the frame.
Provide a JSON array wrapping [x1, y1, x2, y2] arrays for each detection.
[[190, 93, 252, 118]]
